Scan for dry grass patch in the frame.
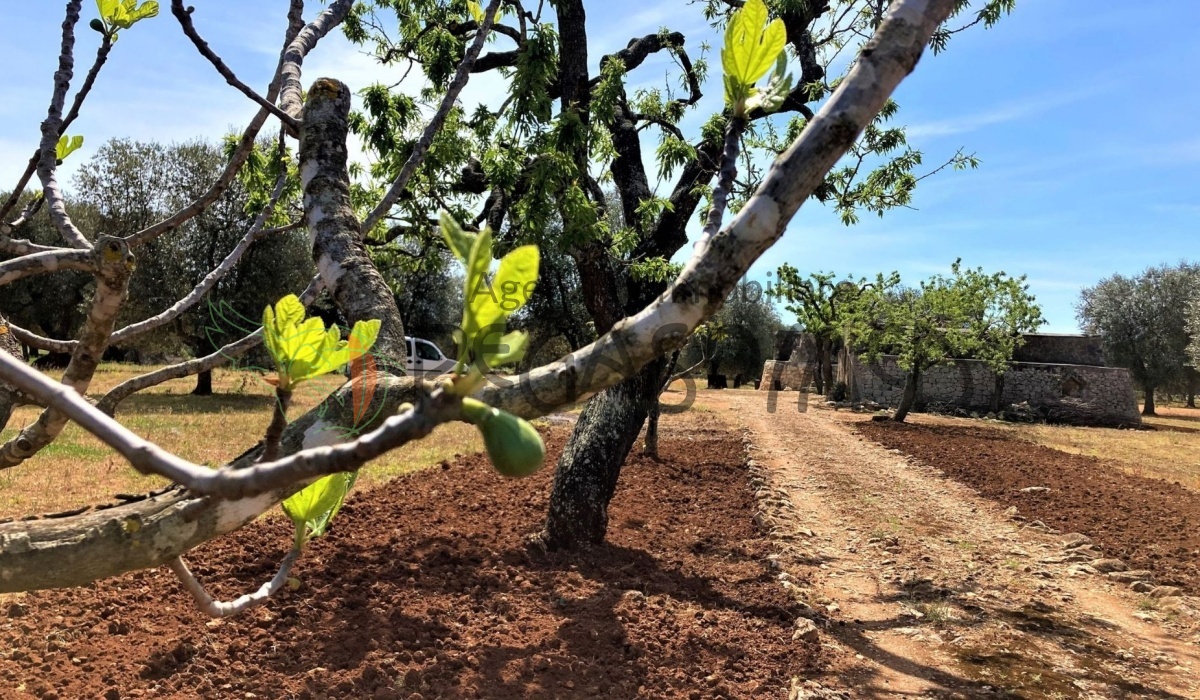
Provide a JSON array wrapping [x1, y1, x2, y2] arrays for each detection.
[[0, 363, 481, 519]]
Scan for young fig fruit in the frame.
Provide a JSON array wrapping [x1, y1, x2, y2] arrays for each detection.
[[462, 399, 545, 477], [90, 18, 105, 33]]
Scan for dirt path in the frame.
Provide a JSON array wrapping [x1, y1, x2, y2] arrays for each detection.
[[709, 391, 1200, 699]]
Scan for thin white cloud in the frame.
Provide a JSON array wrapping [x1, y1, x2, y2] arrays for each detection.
[[906, 84, 1107, 140]]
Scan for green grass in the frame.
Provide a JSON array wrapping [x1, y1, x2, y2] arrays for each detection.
[[0, 363, 482, 518]]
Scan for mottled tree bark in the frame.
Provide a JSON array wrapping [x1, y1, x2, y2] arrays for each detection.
[[539, 356, 668, 548], [300, 78, 407, 371]]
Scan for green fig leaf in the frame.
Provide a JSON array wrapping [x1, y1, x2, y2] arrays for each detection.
[[439, 210, 476, 262]]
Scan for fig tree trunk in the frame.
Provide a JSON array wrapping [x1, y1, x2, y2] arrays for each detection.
[[893, 367, 920, 422], [539, 356, 667, 549]]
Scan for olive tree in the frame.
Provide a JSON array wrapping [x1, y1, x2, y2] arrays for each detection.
[[0, 0, 995, 616], [1078, 262, 1198, 415]]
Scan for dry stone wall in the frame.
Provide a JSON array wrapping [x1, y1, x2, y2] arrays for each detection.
[[841, 353, 1140, 427]]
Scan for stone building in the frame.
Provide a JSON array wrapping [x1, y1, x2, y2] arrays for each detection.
[[759, 330, 819, 391], [760, 332, 1141, 427]]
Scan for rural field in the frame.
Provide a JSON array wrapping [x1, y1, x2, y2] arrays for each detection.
[[2, 0, 1197, 697], [0, 379, 1198, 697]]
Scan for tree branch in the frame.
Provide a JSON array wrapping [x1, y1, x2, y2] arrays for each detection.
[[111, 174, 291, 344], [361, 0, 503, 234], [95, 274, 324, 415], [0, 237, 133, 469], [301, 79, 408, 369], [36, 0, 91, 249], [278, 0, 355, 119], [0, 248, 95, 286], [170, 0, 302, 137], [0, 33, 112, 223], [169, 549, 299, 618], [126, 1, 306, 248]]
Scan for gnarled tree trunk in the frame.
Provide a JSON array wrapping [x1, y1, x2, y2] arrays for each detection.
[[539, 356, 668, 548]]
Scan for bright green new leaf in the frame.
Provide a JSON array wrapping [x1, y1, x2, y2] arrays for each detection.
[[467, 0, 485, 23], [282, 472, 356, 549], [745, 52, 793, 114], [474, 245, 539, 331], [462, 226, 495, 339], [55, 135, 84, 161], [262, 295, 380, 389], [439, 210, 476, 262], [98, 0, 157, 30], [721, 0, 787, 113], [306, 471, 358, 539], [482, 329, 529, 367], [348, 318, 381, 360]]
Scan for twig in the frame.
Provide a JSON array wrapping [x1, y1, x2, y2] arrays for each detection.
[[361, 0, 503, 234], [696, 116, 745, 248], [111, 173, 291, 344], [0, 34, 112, 222], [95, 274, 324, 415], [35, 0, 91, 249], [169, 550, 300, 618], [260, 388, 293, 462], [170, 1, 301, 136]]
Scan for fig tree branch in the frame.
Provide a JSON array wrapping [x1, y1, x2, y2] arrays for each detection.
[[111, 172, 291, 344], [170, 0, 302, 137], [95, 274, 324, 415], [36, 0, 92, 250], [169, 550, 300, 619], [0, 33, 112, 223], [278, 0, 355, 119], [126, 1, 307, 248]]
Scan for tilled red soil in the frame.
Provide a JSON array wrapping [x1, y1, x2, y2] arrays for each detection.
[[0, 418, 818, 699], [855, 420, 1200, 595]]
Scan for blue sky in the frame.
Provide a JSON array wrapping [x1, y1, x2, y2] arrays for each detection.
[[2, 1, 1197, 332]]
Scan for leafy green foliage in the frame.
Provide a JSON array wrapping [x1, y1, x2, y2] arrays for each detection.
[[721, 0, 791, 117], [1079, 262, 1199, 404], [439, 212, 546, 476], [846, 261, 1043, 390], [439, 212, 539, 372], [282, 471, 359, 550], [94, 0, 158, 39], [55, 135, 84, 163], [262, 295, 381, 390], [223, 135, 301, 228]]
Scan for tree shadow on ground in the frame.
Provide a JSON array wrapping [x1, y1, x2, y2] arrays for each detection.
[[116, 392, 275, 414], [827, 578, 1188, 699]]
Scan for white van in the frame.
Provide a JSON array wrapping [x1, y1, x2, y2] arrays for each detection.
[[406, 336, 456, 376]]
